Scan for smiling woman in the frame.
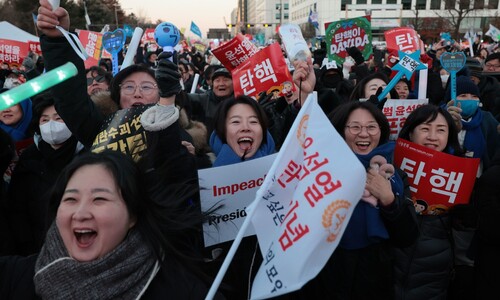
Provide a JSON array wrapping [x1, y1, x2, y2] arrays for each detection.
[[210, 95, 275, 167], [0, 150, 218, 299]]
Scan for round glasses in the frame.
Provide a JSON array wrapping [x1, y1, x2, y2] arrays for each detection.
[[119, 83, 158, 95], [86, 75, 106, 86], [345, 124, 380, 135]]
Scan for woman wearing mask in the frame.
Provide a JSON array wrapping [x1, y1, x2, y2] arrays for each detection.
[[393, 104, 463, 300], [6, 92, 84, 256]]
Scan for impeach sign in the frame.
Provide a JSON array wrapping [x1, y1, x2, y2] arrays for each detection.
[[394, 138, 479, 215], [325, 16, 372, 66], [198, 154, 277, 247], [382, 99, 428, 140], [232, 43, 295, 99]]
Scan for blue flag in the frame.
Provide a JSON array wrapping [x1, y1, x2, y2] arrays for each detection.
[[123, 24, 133, 38], [190, 21, 202, 38], [308, 9, 319, 29]]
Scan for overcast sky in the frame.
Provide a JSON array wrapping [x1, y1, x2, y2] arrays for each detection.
[[119, 0, 236, 38]]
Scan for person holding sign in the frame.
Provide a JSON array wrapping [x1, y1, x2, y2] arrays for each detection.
[[393, 104, 464, 300], [206, 95, 275, 299], [301, 101, 418, 299]]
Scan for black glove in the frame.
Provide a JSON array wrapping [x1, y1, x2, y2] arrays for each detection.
[[367, 87, 387, 110], [347, 46, 365, 65], [155, 52, 182, 97]]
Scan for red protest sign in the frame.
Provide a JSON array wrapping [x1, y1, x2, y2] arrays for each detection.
[[0, 39, 29, 65], [232, 42, 294, 99], [394, 138, 479, 215], [385, 27, 420, 67], [27, 41, 42, 55], [141, 28, 156, 45], [211, 33, 259, 71], [78, 30, 104, 69]]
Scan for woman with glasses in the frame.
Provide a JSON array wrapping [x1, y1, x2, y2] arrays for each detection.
[[297, 101, 418, 299]]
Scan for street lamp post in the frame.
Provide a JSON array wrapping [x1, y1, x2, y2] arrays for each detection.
[[114, 4, 119, 29]]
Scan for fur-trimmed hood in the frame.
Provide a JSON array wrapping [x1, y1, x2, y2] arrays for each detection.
[[90, 91, 119, 118]]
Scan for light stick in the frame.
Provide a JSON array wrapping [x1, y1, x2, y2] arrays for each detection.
[[0, 62, 77, 111]]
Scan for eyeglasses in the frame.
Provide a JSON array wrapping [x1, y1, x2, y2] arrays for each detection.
[[86, 75, 106, 86], [485, 63, 500, 69], [119, 83, 158, 95], [345, 124, 380, 135]]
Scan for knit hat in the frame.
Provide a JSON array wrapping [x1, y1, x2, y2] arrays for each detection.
[[465, 57, 482, 77], [22, 57, 35, 71], [446, 75, 480, 100], [211, 67, 231, 81]]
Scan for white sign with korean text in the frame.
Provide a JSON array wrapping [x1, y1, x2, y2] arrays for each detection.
[[382, 99, 429, 140], [250, 94, 366, 299]]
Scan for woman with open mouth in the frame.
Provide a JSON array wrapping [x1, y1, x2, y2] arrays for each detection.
[[0, 150, 220, 299]]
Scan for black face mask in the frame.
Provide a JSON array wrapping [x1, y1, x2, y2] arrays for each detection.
[[322, 74, 342, 88]]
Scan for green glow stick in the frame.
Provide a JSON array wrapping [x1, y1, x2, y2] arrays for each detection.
[[0, 62, 78, 111]]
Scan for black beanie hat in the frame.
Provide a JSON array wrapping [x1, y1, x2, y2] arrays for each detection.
[[446, 75, 480, 100], [465, 57, 482, 78]]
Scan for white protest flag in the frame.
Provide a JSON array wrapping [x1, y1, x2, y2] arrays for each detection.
[[249, 94, 366, 299], [485, 24, 500, 42]]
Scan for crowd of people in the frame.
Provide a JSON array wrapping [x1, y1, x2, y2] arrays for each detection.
[[0, 0, 500, 299]]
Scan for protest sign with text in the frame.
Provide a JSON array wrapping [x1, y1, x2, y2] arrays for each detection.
[[211, 33, 259, 71], [394, 138, 479, 215], [0, 39, 29, 65], [325, 16, 372, 66], [382, 99, 428, 140], [249, 94, 366, 299], [232, 43, 295, 99], [198, 154, 277, 247], [78, 30, 104, 69]]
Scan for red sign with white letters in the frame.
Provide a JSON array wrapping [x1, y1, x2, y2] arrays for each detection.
[[232, 42, 294, 99], [394, 138, 479, 215], [211, 33, 259, 71], [385, 27, 420, 68], [78, 30, 104, 69], [0, 39, 29, 65]]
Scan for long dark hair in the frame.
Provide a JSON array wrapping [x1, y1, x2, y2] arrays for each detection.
[[328, 101, 391, 146], [399, 104, 463, 155]]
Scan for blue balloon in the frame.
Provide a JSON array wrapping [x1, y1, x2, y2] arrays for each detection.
[[154, 22, 180, 48]]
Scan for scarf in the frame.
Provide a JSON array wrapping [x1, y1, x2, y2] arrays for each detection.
[[0, 98, 33, 141], [339, 142, 404, 250], [461, 109, 486, 159], [209, 131, 276, 167], [34, 223, 159, 300]]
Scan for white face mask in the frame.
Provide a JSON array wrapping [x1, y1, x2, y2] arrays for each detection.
[[40, 120, 72, 145], [3, 77, 21, 89]]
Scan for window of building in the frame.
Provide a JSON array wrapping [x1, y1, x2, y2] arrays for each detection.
[[416, 0, 426, 9], [386, 0, 397, 3], [444, 0, 455, 9], [284, 13, 289, 19], [430, 0, 440, 9], [341, 0, 352, 10], [372, 0, 382, 4], [276, 13, 280, 20], [402, 0, 411, 9], [357, 0, 367, 4], [489, 0, 499, 8], [284, 3, 289, 10], [474, 0, 484, 9]]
